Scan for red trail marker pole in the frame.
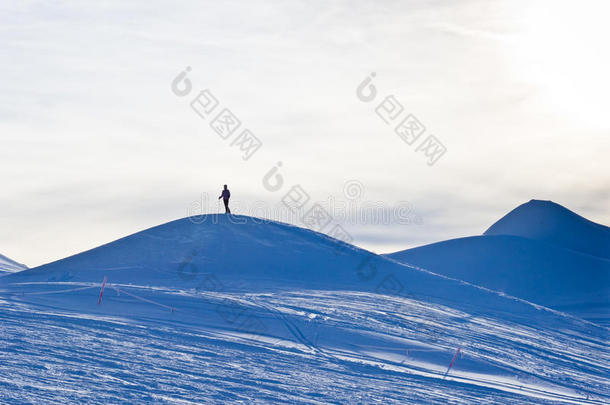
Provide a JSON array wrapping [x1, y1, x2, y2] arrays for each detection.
[[443, 347, 461, 379], [98, 276, 107, 305]]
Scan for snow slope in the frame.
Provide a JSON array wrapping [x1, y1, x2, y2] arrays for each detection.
[[0, 253, 27, 275], [386, 235, 609, 324], [0, 215, 608, 404], [387, 201, 610, 325]]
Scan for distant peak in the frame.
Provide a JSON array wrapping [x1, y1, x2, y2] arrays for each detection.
[[0, 253, 28, 273], [524, 199, 564, 208], [484, 200, 610, 260], [527, 199, 553, 204]]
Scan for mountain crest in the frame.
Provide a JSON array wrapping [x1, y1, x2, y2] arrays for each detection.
[[484, 199, 610, 260]]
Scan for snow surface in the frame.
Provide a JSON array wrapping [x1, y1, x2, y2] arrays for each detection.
[[388, 200, 610, 326], [0, 253, 27, 275], [0, 213, 608, 404]]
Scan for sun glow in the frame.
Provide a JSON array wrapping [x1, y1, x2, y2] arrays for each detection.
[[508, 0, 610, 129]]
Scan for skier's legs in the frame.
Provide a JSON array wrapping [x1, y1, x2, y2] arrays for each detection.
[[223, 199, 231, 214]]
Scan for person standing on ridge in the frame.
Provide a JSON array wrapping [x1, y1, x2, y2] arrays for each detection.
[[218, 184, 231, 214]]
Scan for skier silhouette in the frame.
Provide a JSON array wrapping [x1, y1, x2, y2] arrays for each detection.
[[218, 184, 231, 214]]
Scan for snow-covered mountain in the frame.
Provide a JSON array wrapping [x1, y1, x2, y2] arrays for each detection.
[[387, 200, 610, 325], [0, 213, 608, 404], [485, 200, 610, 260], [0, 253, 27, 274]]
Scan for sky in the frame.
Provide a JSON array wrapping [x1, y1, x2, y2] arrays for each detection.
[[1, 0, 609, 267]]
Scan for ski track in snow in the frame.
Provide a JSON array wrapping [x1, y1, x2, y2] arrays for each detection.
[[1, 281, 608, 404]]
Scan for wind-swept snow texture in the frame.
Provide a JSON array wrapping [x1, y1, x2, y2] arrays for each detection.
[[0, 253, 27, 275], [1, 214, 608, 404], [388, 200, 610, 326]]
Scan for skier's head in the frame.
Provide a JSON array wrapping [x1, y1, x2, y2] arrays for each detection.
[[223, 184, 227, 189]]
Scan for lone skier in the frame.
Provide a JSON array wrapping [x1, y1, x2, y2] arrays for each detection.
[[218, 184, 231, 214]]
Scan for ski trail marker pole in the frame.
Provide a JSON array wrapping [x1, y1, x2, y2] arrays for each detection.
[[98, 276, 107, 304], [443, 347, 461, 379]]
